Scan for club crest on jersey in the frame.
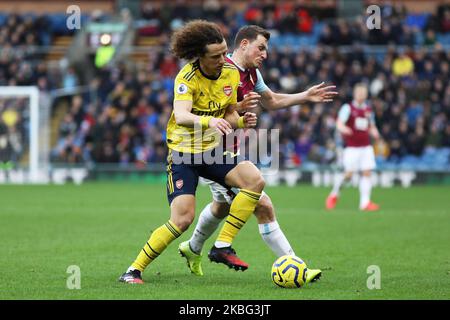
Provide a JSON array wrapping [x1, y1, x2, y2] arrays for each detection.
[[177, 83, 188, 94], [223, 85, 232, 96], [176, 179, 184, 189]]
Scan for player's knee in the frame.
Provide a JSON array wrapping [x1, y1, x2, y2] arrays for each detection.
[[245, 174, 265, 193], [254, 196, 275, 223], [227, 161, 265, 192], [172, 208, 195, 232], [255, 175, 266, 192], [177, 215, 195, 232]]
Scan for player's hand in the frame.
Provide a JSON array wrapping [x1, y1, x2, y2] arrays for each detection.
[[305, 82, 338, 103], [371, 130, 381, 141], [209, 117, 233, 135], [341, 126, 353, 136], [236, 92, 261, 112], [243, 112, 257, 128]]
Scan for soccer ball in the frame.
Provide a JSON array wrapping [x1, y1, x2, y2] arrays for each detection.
[[271, 255, 308, 288]]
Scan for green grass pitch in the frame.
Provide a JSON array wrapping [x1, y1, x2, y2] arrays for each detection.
[[0, 183, 449, 300]]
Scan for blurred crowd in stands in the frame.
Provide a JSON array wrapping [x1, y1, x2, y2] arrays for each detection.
[[1, 1, 450, 169], [0, 14, 55, 89], [318, 2, 450, 46], [138, 0, 450, 47]]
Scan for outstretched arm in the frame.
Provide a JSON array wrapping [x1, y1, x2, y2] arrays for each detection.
[[259, 82, 338, 111]]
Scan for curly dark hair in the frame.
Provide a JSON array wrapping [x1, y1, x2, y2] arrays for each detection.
[[170, 20, 224, 60]]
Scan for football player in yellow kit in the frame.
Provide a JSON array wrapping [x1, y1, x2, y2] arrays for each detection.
[[119, 20, 263, 283]]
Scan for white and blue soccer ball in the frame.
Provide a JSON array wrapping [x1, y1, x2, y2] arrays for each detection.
[[271, 255, 308, 288]]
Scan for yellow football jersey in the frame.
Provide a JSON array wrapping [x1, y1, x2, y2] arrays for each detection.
[[166, 60, 239, 153]]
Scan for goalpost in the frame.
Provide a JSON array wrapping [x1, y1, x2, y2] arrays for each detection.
[[0, 86, 50, 184]]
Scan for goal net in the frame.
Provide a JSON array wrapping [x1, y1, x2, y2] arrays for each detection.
[[0, 86, 50, 184]]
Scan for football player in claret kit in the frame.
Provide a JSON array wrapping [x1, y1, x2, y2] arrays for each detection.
[[119, 20, 263, 284], [325, 83, 381, 211], [178, 25, 337, 280]]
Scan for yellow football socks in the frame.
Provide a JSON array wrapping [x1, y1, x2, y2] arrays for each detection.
[[131, 220, 182, 272], [216, 189, 261, 244]]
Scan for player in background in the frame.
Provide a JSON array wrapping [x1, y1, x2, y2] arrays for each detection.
[[119, 20, 262, 284], [178, 25, 337, 279], [325, 83, 381, 211]]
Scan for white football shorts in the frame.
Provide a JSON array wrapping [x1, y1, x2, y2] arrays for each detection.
[[342, 145, 376, 172]]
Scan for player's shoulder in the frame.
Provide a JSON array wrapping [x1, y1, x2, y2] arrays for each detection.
[[176, 61, 200, 82], [222, 63, 239, 81], [223, 61, 237, 70]]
